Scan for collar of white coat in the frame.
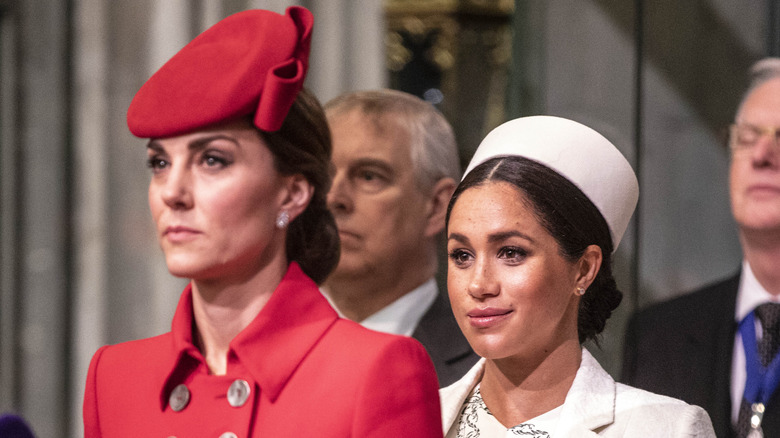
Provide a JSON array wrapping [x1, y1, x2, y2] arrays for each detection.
[[439, 348, 613, 437]]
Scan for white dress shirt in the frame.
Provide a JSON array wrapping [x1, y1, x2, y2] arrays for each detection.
[[322, 278, 438, 336]]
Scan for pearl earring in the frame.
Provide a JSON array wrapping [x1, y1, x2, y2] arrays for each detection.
[[576, 287, 586, 296]]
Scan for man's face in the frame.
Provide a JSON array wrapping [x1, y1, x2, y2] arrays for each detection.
[[730, 77, 780, 236], [326, 110, 433, 283]]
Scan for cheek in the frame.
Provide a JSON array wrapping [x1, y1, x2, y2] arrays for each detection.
[[446, 268, 467, 306], [211, 186, 272, 228], [506, 267, 569, 311], [729, 161, 748, 195], [148, 183, 163, 221]]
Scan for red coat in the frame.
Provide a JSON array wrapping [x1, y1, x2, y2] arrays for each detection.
[[83, 263, 442, 437]]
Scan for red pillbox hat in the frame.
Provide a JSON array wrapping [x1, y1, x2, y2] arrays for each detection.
[[127, 6, 313, 138]]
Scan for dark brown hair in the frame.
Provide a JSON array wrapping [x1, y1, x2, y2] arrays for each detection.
[[259, 88, 339, 284], [446, 156, 621, 344]]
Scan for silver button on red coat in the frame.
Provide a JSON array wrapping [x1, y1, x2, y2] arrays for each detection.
[[227, 379, 251, 407], [169, 384, 190, 412], [219, 432, 238, 438]]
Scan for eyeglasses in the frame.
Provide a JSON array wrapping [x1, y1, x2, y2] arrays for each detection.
[[729, 123, 780, 152]]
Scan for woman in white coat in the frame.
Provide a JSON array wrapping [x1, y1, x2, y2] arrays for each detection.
[[441, 116, 715, 437]]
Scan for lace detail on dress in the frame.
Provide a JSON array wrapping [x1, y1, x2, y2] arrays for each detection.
[[457, 387, 489, 437], [455, 387, 550, 438], [508, 423, 550, 437]]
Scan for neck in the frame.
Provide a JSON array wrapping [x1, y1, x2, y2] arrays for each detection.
[[324, 258, 436, 322], [742, 230, 780, 295], [479, 338, 581, 427], [190, 256, 289, 375]]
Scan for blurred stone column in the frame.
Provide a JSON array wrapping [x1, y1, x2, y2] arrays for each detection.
[[384, 0, 514, 164]]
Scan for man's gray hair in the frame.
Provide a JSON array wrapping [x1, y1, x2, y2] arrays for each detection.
[[324, 89, 461, 192], [738, 57, 780, 115]]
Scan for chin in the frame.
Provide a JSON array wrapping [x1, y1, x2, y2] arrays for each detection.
[[165, 265, 200, 279], [464, 335, 515, 360], [164, 256, 210, 279]]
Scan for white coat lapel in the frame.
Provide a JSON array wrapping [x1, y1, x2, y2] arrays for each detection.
[[439, 358, 486, 435], [556, 348, 616, 437]]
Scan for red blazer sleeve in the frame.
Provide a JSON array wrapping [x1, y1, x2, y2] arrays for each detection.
[[83, 345, 109, 438], [352, 336, 443, 437]]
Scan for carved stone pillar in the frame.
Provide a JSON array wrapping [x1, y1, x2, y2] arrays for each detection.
[[384, 0, 514, 165]]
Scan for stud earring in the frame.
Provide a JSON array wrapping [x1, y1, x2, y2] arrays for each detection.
[[276, 210, 290, 229], [576, 287, 586, 296]]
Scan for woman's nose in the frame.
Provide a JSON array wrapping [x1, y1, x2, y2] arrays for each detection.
[[160, 166, 193, 210], [327, 171, 353, 215], [467, 260, 499, 299]]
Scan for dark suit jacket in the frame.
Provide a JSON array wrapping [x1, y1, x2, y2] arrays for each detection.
[[412, 292, 480, 387], [622, 272, 780, 438]]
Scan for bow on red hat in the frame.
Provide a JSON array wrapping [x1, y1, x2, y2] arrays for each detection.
[[127, 6, 313, 138]]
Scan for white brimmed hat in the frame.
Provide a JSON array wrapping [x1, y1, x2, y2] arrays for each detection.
[[463, 116, 639, 250]]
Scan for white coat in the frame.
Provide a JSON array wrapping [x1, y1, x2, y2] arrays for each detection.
[[440, 348, 716, 437]]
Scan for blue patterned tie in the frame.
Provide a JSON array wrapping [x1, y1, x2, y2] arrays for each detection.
[[736, 303, 780, 437]]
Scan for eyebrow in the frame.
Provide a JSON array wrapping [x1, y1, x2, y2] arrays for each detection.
[[448, 232, 471, 245], [447, 230, 535, 245], [147, 134, 241, 152], [348, 158, 395, 175]]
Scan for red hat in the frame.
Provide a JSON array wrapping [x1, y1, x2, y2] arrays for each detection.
[[127, 6, 313, 138]]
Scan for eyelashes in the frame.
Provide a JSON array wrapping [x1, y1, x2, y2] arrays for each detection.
[[447, 246, 528, 268]]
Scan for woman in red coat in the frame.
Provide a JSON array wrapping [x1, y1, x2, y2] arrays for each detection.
[[83, 7, 441, 437]]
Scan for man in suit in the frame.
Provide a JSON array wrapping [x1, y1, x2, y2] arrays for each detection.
[[322, 89, 479, 386], [622, 58, 780, 438]]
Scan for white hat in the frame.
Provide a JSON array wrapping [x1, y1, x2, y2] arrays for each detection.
[[463, 116, 639, 250]]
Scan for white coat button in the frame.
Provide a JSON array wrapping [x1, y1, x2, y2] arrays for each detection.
[[219, 433, 238, 438], [227, 379, 251, 407], [169, 384, 190, 412]]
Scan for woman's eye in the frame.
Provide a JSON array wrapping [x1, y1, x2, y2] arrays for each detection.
[[448, 249, 473, 266], [498, 246, 526, 262], [202, 154, 229, 168], [146, 156, 168, 172]]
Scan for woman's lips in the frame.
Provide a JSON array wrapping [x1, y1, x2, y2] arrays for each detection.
[[467, 307, 513, 328], [164, 226, 201, 242]]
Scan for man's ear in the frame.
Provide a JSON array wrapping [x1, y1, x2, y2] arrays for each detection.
[[424, 177, 457, 238], [575, 244, 603, 292], [280, 174, 314, 221]]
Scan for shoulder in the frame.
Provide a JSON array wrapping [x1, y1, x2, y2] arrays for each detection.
[[87, 333, 174, 386], [615, 381, 698, 407], [574, 351, 715, 436], [90, 333, 172, 366], [614, 383, 715, 436], [323, 318, 433, 364], [316, 320, 443, 437]]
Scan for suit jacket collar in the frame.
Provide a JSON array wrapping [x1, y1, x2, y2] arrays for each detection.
[[692, 273, 740, 436], [161, 262, 339, 408], [413, 291, 473, 364], [440, 348, 615, 436]]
